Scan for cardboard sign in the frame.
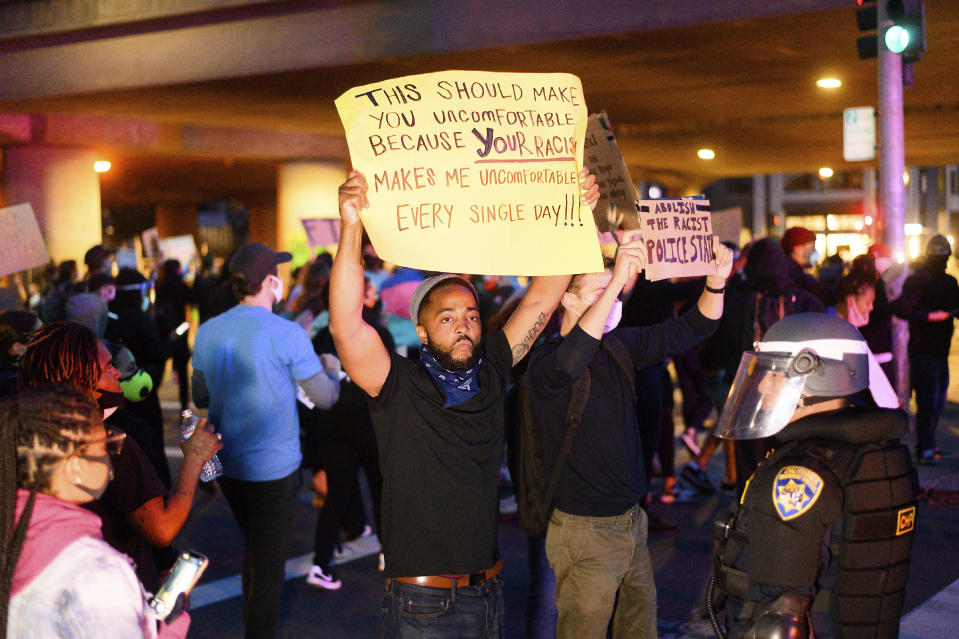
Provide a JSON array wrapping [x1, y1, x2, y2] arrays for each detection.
[[157, 235, 198, 267], [335, 70, 602, 276], [141, 227, 160, 258], [710, 207, 743, 246], [637, 199, 718, 281], [583, 112, 639, 232], [301, 218, 341, 248], [0, 204, 51, 277]]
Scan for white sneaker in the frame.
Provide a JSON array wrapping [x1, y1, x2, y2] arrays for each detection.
[[306, 565, 342, 590]]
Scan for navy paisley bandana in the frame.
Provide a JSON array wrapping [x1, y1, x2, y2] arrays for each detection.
[[419, 345, 482, 408]]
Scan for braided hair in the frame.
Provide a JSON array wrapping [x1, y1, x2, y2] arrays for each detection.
[[18, 321, 99, 392], [0, 385, 101, 636], [0, 311, 40, 368]]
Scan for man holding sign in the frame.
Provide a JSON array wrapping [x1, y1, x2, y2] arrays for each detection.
[[523, 235, 732, 639], [330, 168, 597, 638]]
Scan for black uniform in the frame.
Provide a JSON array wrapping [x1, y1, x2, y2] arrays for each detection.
[[712, 407, 917, 639]]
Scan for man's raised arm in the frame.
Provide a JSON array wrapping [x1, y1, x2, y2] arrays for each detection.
[[502, 169, 600, 365], [329, 171, 391, 397]]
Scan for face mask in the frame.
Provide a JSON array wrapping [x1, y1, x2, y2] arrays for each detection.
[[875, 257, 893, 274], [272, 276, 284, 305], [845, 296, 870, 327], [807, 250, 821, 268], [97, 389, 125, 412], [603, 299, 623, 334], [74, 454, 114, 500]]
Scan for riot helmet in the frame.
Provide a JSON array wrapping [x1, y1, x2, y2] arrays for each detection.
[[716, 313, 876, 439]]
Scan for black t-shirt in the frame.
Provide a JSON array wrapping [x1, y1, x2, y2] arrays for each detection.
[[366, 330, 512, 578], [526, 308, 717, 517], [85, 428, 168, 592]]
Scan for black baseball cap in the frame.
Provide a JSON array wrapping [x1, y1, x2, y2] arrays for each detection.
[[84, 244, 115, 269], [230, 243, 292, 286]]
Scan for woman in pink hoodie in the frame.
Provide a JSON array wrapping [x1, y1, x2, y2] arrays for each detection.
[[0, 385, 189, 638]]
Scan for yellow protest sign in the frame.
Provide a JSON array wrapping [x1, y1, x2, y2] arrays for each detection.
[[637, 199, 719, 282], [335, 70, 602, 275]]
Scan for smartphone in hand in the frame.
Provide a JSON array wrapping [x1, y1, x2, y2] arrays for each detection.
[[149, 550, 209, 621]]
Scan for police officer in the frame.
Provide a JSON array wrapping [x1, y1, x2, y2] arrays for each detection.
[[709, 313, 917, 639]]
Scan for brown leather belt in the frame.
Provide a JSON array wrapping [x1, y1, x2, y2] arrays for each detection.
[[390, 560, 503, 589]]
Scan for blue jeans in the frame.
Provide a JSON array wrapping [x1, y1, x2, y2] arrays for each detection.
[[526, 535, 557, 639], [910, 352, 948, 455], [546, 504, 657, 639], [379, 576, 505, 639]]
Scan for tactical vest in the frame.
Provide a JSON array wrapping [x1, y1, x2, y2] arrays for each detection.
[[714, 433, 917, 638]]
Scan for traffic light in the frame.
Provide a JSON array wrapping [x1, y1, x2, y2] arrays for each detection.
[[856, 0, 879, 59], [885, 0, 926, 63], [855, 0, 926, 62]]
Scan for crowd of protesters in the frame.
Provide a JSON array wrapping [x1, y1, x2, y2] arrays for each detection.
[[0, 188, 953, 638]]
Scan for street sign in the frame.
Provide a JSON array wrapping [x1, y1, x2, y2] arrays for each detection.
[[843, 107, 876, 161]]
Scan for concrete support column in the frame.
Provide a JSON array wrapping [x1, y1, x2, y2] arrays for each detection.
[[768, 173, 785, 236], [2, 145, 101, 264], [751, 174, 767, 240], [277, 161, 345, 267], [863, 169, 878, 238]]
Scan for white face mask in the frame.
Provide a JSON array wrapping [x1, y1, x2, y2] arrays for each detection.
[[603, 299, 623, 334], [271, 275, 284, 305], [875, 257, 893, 274]]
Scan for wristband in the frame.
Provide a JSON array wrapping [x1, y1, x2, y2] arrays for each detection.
[[705, 283, 726, 294]]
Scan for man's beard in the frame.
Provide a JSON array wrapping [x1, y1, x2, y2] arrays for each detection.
[[427, 335, 480, 371]]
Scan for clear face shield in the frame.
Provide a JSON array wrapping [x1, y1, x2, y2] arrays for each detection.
[[715, 349, 821, 440]]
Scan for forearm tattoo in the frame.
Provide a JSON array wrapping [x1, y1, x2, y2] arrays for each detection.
[[512, 311, 550, 364]]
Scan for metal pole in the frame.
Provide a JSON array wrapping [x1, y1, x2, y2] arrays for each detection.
[[878, 4, 906, 255], [876, 2, 910, 403]]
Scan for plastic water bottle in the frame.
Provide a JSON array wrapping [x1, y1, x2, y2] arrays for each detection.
[[180, 409, 223, 482]]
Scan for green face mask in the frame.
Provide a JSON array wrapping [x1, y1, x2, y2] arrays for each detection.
[[120, 369, 154, 402]]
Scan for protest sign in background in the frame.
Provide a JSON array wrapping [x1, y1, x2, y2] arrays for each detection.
[[301, 218, 342, 248], [157, 235, 198, 267], [636, 199, 719, 282], [710, 207, 744, 246], [335, 70, 602, 276], [583, 111, 639, 233], [0, 204, 51, 277]]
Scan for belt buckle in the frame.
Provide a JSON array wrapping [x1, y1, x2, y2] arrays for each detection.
[[468, 571, 484, 586]]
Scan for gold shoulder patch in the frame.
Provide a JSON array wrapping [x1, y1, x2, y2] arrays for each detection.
[[772, 465, 824, 521], [896, 506, 916, 535]]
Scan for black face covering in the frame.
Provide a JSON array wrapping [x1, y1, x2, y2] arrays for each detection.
[[96, 389, 125, 411], [927, 255, 949, 274]]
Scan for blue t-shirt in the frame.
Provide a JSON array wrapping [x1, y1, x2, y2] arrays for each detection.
[[193, 304, 322, 481]]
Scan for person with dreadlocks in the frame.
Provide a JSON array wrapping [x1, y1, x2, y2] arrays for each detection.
[[0, 385, 189, 637], [18, 321, 222, 592], [0, 311, 41, 400]]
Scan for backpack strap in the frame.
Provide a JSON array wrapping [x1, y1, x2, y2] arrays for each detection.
[[543, 368, 591, 513], [601, 332, 636, 405]]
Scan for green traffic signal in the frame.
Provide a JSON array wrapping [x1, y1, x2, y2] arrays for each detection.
[[885, 25, 911, 53]]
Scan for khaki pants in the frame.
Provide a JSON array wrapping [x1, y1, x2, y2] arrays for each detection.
[[545, 504, 657, 639]]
